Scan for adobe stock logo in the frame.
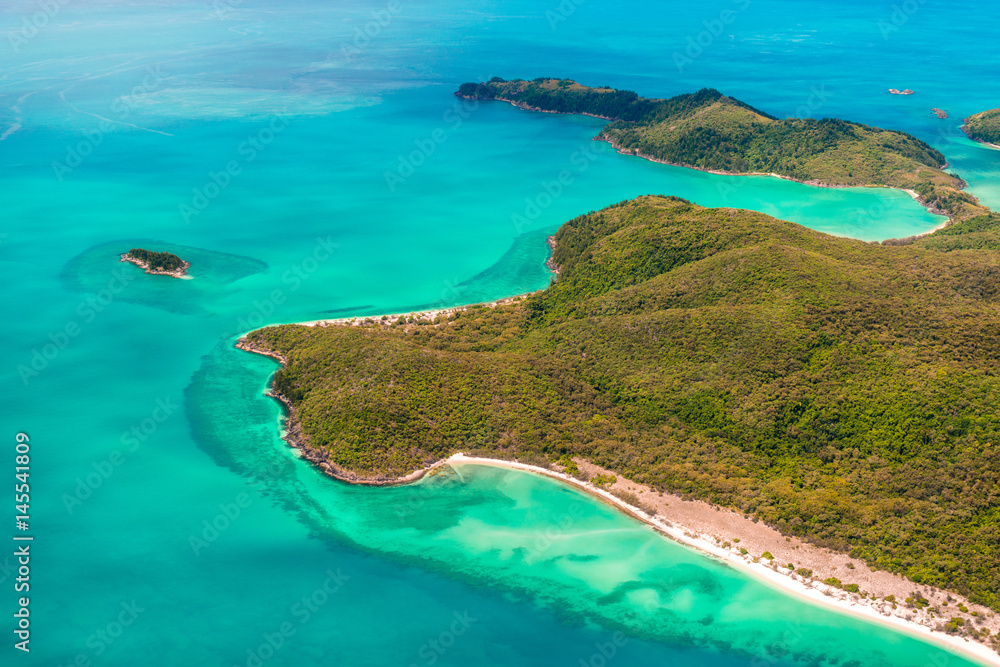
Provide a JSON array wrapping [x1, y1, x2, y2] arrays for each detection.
[[546, 0, 586, 30], [6, 0, 72, 53], [673, 0, 752, 73], [878, 0, 929, 39], [180, 115, 289, 224], [341, 0, 404, 60]]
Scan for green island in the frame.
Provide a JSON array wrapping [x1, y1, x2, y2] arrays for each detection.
[[244, 196, 1000, 622], [457, 78, 990, 224], [121, 248, 189, 277], [964, 108, 1000, 147]]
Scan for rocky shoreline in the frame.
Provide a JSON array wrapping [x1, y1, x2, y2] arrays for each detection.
[[233, 292, 549, 484], [235, 311, 999, 661], [233, 234, 564, 484], [961, 121, 1000, 151], [545, 235, 560, 275], [120, 254, 191, 278], [234, 338, 450, 486], [455, 93, 620, 122]]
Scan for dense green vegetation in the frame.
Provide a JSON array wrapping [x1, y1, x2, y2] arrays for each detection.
[[247, 196, 1000, 612], [458, 78, 990, 222], [125, 248, 186, 272], [964, 108, 1000, 146]]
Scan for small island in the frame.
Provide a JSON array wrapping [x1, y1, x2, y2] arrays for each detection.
[[888, 88, 915, 95], [931, 108, 948, 119], [964, 108, 1000, 148], [120, 248, 190, 278], [457, 77, 989, 223]]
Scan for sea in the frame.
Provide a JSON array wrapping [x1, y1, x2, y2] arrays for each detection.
[[2, 0, 999, 664]]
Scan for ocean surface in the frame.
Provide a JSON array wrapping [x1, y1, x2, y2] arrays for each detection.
[[2, 0, 999, 664]]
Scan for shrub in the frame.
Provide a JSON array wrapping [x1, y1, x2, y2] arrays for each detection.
[[591, 474, 617, 489], [558, 454, 580, 477]]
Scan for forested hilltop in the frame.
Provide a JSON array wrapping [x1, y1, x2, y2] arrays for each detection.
[[964, 108, 1000, 146], [246, 197, 1000, 615], [457, 78, 990, 222]]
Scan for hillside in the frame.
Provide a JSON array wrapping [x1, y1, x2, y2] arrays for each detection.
[[965, 108, 1000, 146], [458, 78, 989, 222], [246, 197, 1000, 616]]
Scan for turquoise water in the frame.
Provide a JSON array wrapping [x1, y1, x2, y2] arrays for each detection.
[[2, 0, 999, 665]]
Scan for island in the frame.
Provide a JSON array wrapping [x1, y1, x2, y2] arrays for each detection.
[[932, 108, 948, 119], [888, 88, 915, 95], [456, 78, 989, 223], [241, 196, 1000, 654], [964, 108, 1000, 148], [120, 248, 190, 278]]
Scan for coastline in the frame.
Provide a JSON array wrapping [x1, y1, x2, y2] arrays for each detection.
[[236, 321, 1000, 664], [459, 94, 619, 123], [233, 241, 561, 481], [596, 134, 957, 225], [120, 254, 192, 279], [234, 337, 451, 486], [902, 188, 950, 238], [271, 235, 557, 331], [233, 206, 997, 662], [545, 235, 560, 275], [961, 121, 1000, 150], [233, 290, 540, 484], [458, 92, 964, 227], [969, 136, 1000, 151], [444, 454, 1000, 667], [287, 292, 539, 330]]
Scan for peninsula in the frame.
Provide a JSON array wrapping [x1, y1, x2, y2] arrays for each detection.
[[121, 248, 190, 278], [457, 78, 989, 222], [964, 108, 1000, 148], [241, 196, 1000, 655]]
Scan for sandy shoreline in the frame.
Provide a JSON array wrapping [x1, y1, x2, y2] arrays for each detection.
[[234, 201, 997, 662], [288, 292, 539, 330], [441, 454, 1000, 666], [235, 328, 1000, 664], [960, 122, 1000, 151]]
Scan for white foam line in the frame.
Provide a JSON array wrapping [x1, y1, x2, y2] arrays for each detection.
[[0, 122, 23, 142], [58, 89, 173, 136]]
